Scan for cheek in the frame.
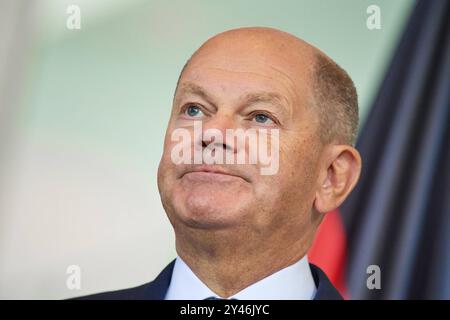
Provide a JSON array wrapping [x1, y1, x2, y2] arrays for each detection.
[[160, 129, 184, 168], [272, 141, 319, 199], [157, 134, 181, 191], [251, 162, 318, 231]]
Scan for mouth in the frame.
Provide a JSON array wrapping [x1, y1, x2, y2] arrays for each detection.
[[181, 165, 249, 182]]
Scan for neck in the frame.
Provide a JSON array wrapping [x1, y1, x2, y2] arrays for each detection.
[[175, 226, 314, 298]]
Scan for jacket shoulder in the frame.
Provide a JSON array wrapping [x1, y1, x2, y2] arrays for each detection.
[[72, 282, 150, 300]]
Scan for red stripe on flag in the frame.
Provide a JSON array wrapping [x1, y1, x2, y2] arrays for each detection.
[[308, 209, 348, 298]]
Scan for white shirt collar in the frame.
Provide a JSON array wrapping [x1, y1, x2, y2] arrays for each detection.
[[165, 255, 317, 300]]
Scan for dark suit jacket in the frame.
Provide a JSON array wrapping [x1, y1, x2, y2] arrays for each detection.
[[75, 261, 342, 300]]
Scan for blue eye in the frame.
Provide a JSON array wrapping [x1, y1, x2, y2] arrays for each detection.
[[253, 114, 274, 124], [185, 105, 204, 118]]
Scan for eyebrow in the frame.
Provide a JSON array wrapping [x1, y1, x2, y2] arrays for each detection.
[[175, 82, 218, 108], [242, 92, 289, 114], [176, 81, 290, 117]]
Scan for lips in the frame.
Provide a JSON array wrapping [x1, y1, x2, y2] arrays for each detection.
[[181, 165, 249, 182]]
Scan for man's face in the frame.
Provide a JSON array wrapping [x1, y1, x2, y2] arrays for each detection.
[[157, 33, 324, 237]]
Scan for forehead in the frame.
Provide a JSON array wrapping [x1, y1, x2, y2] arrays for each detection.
[[174, 31, 317, 119], [180, 64, 292, 95], [184, 32, 314, 92], [176, 62, 311, 114]]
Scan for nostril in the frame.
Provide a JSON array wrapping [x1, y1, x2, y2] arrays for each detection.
[[201, 140, 228, 150]]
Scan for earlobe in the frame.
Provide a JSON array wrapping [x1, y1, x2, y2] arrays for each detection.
[[314, 145, 362, 214]]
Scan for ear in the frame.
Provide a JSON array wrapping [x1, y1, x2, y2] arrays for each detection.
[[313, 144, 362, 214]]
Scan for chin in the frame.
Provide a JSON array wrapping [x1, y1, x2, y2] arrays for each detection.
[[173, 192, 248, 229]]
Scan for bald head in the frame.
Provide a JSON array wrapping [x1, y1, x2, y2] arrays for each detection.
[[176, 27, 358, 145]]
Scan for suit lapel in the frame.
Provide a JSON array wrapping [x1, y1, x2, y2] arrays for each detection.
[[142, 260, 176, 299], [309, 263, 343, 300]]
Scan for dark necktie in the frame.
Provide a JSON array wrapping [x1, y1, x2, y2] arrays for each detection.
[[204, 296, 238, 300]]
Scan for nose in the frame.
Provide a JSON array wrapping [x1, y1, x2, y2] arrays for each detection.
[[197, 112, 239, 154]]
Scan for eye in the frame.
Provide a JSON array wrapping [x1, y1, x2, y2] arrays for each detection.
[[252, 113, 275, 125], [184, 105, 204, 118]]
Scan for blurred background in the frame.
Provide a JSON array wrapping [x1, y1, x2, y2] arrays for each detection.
[[0, 0, 431, 299]]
